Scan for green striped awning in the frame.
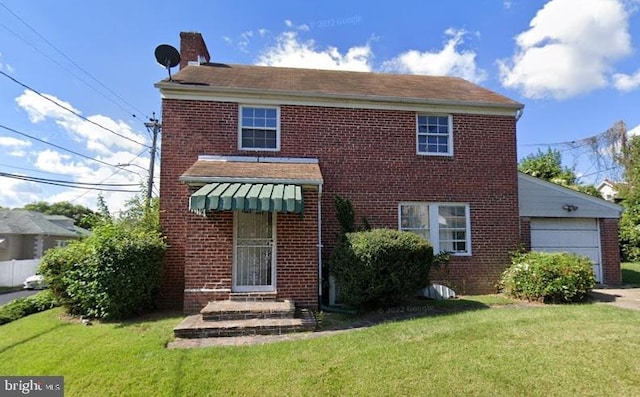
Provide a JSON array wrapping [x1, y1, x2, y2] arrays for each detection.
[[189, 182, 304, 215]]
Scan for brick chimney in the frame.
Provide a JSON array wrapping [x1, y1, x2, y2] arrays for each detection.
[[179, 32, 210, 70]]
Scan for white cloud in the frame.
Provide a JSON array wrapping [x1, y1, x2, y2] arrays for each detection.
[[15, 90, 147, 155], [0, 176, 42, 209], [498, 0, 631, 99], [10, 90, 150, 212], [34, 150, 92, 176], [0, 136, 30, 158], [628, 124, 640, 137], [613, 70, 640, 91], [0, 137, 31, 148], [0, 52, 15, 73], [28, 148, 149, 212], [381, 28, 487, 83], [256, 31, 373, 72]]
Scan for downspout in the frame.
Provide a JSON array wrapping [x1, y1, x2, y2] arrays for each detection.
[[317, 183, 323, 310]]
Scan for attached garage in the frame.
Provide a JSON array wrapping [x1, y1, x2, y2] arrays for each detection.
[[519, 173, 622, 285], [530, 218, 602, 281]]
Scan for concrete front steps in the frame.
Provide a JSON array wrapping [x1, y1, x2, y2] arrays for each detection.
[[174, 294, 316, 339]]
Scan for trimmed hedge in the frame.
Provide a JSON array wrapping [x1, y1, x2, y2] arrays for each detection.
[[0, 290, 58, 325], [329, 228, 433, 310], [499, 251, 595, 303]]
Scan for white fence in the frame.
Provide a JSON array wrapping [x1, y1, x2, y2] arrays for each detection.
[[0, 259, 40, 286]]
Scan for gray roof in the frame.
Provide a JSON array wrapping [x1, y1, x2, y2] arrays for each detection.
[[0, 210, 90, 237]]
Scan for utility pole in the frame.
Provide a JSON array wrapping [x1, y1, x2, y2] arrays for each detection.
[[144, 114, 161, 206]]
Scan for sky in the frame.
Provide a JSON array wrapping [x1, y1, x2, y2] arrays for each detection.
[[1, 0, 640, 213]]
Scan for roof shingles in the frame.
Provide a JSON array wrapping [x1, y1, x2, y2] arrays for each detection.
[[181, 158, 323, 185], [0, 210, 88, 237], [158, 63, 523, 109]]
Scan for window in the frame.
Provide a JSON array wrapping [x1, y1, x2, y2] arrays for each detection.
[[399, 203, 470, 255], [55, 240, 70, 248], [239, 106, 280, 151], [416, 115, 452, 156]]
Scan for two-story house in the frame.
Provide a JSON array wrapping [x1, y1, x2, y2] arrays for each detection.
[[156, 32, 533, 313]]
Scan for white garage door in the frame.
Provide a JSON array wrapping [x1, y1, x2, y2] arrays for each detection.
[[530, 218, 601, 282]]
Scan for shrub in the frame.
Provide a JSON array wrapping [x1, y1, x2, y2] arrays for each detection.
[[499, 251, 596, 303], [40, 222, 166, 320], [38, 242, 91, 307], [329, 228, 433, 310], [0, 290, 58, 325]]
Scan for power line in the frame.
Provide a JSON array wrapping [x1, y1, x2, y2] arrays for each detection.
[[0, 161, 66, 176], [0, 172, 139, 187], [69, 150, 149, 203], [0, 1, 149, 121], [0, 70, 150, 149], [0, 172, 139, 192], [0, 123, 143, 176]]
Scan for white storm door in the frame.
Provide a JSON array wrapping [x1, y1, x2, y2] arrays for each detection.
[[233, 212, 276, 292]]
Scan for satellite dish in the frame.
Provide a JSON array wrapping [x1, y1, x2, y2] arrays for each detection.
[[154, 44, 180, 81]]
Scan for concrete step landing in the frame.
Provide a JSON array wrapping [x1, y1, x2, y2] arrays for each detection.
[[200, 299, 295, 321], [173, 297, 317, 339], [174, 307, 316, 339]]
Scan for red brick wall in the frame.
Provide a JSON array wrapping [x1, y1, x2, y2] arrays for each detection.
[[159, 99, 520, 309], [600, 218, 621, 285], [276, 191, 319, 307]]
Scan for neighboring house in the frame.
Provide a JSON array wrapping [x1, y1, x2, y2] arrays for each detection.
[[597, 179, 618, 202], [156, 32, 620, 313], [0, 209, 90, 261], [519, 173, 621, 284]]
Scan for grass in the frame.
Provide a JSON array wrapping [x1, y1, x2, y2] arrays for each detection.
[[1, 300, 640, 396], [622, 262, 640, 286]]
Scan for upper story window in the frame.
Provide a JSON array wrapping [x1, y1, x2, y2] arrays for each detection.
[[239, 106, 280, 151], [416, 115, 453, 156], [399, 202, 471, 256]]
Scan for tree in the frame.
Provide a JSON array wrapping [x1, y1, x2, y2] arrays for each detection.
[[617, 136, 640, 261], [37, 189, 165, 319], [518, 148, 601, 198], [23, 201, 98, 230], [519, 148, 577, 185]]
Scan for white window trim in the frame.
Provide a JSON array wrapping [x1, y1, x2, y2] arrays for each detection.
[[238, 105, 281, 152], [416, 114, 453, 157], [398, 202, 471, 256]]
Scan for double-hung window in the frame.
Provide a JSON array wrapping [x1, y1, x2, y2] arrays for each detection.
[[416, 115, 453, 156], [399, 203, 471, 255], [239, 106, 280, 151]]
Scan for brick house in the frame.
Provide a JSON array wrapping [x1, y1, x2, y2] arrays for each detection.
[[156, 32, 619, 314]]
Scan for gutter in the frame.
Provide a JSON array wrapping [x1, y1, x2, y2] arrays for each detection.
[[317, 183, 323, 310]]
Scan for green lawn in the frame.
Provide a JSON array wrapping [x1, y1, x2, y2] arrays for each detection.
[[622, 262, 640, 286], [1, 301, 640, 396]]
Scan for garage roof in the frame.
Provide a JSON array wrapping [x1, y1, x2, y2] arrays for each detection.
[[518, 173, 622, 219]]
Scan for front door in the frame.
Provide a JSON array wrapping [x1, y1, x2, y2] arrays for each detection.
[[233, 212, 275, 292]]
